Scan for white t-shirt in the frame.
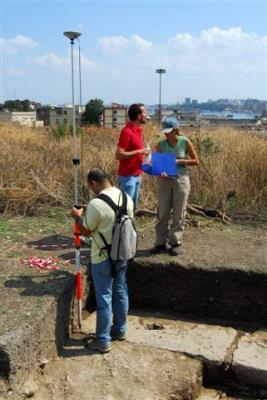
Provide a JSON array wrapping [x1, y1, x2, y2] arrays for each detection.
[[83, 187, 134, 264]]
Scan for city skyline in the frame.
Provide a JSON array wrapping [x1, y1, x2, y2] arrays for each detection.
[[2, 96, 265, 111], [1, 0, 266, 105]]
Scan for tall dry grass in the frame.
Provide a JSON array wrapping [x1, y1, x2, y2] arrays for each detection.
[[188, 128, 267, 212], [0, 122, 266, 216]]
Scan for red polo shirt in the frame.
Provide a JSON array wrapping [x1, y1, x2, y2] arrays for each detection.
[[117, 122, 144, 176]]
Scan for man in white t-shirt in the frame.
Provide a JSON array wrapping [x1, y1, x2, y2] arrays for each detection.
[[71, 168, 134, 353]]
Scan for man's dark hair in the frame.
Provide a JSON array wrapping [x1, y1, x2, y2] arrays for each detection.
[[87, 168, 107, 183], [128, 103, 144, 121]]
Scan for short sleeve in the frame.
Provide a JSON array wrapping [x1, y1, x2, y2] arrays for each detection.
[[118, 128, 130, 149], [83, 201, 101, 232], [126, 194, 134, 219]]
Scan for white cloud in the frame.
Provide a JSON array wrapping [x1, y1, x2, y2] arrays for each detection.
[[165, 27, 266, 73], [92, 27, 267, 101], [98, 35, 128, 54], [0, 34, 38, 55], [97, 28, 266, 73], [98, 34, 152, 54], [131, 34, 152, 51], [167, 27, 255, 50], [3, 27, 266, 103], [30, 52, 68, 67], [30, 50, 104, 73], [10, 35, 38, 48], [77, 51, 105, 73], [167, 33, 195, 49], [200, 26, 252, 46]]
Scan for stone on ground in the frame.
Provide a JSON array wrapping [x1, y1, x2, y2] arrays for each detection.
[[232, 331, 267, 388]]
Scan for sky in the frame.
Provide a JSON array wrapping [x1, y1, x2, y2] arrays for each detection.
[[0, 0, 267, 106]]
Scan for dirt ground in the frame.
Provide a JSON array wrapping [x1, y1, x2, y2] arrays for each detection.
[[19, 336, 202, 400], [1, 313, 254, 400], [0, 213, 266, 399], [1, 214, 266, 342]]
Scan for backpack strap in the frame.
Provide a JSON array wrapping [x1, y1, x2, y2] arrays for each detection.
[[97, 193, 118, 213], [98, 191, 128, 214], [96, 193, 118, 253], [96, 191, 127, 278], [98, 231, 111, 257], [121, 191, 127, 213], [95, 192, 115, 257]]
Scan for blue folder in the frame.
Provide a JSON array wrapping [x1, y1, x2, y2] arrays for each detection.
[[142, 152, 179, 176]]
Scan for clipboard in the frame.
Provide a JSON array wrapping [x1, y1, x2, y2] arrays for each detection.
[[142, 152, 179, 176]]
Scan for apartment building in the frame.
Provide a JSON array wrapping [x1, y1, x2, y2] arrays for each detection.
[[36, 105, 79, 127], [103, 103, 127, 128], [0, 110, 43, 127]]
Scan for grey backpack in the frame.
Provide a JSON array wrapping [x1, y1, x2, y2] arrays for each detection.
[[98, 191, 137, 263]]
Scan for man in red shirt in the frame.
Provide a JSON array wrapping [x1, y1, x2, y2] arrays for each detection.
[[115, 103, 150, 208]]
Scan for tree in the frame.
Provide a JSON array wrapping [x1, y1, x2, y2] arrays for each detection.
[[82, 98, 104, 125], [3, 99, 31, 111], [21, 99, 30, 111]]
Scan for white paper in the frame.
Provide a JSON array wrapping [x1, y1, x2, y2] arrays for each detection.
[[143, 145, 152, 165]]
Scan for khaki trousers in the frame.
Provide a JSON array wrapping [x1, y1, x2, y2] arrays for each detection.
[[155, 175, 190, 246]]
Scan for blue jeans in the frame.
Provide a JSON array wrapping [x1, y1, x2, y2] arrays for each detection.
[[118, 175, 141, 208], [91, 259, 128, 345]]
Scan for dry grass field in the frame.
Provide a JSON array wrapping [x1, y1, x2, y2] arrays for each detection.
[[0, 122, 266, 216]]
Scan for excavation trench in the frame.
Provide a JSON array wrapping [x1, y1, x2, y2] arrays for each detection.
[[126, 258, 267, 397], [128, 259, 267, 326], [0, 224, 266, 399]]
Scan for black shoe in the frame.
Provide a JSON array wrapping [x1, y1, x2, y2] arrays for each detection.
[[169, 245, 183, 256], [150, 244, 167, 254]]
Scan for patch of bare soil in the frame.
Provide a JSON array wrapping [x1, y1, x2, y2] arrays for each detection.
[[3, 314, 253, 400], [20, 340, 201, 400], [137, 218, 267, 273], [0, 216, 266, 399]]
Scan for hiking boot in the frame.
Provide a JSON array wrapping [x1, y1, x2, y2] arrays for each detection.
[[150, 244, 167, 254], [111, 332, 127, 341], [85, 338, 111, 353], [169, 245, 183, 256]]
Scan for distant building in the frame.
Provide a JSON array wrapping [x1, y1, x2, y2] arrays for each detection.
[[0, 110, 11, 122], [103, 103, 127, 128], [161, 109, 175, 118], [191, 99, 198, 106], [36, 105, 79, 127], [29, 102, 42, 110], [0, 110, 43, 127], [11, 111, 36, 126], [184, 97, 191, 105]]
